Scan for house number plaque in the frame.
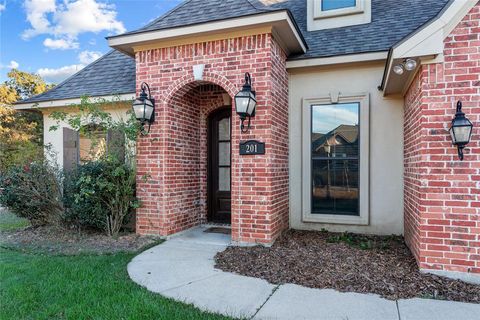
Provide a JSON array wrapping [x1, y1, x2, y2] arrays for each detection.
[[240, 140, 265, 155]]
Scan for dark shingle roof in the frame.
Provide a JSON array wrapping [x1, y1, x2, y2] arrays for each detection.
[[20, 0, 450, 104], [120, 0, 450, 59], [19, 50, 135, 104], [137, 0, 273, 33], [279, 0, 450, 59]]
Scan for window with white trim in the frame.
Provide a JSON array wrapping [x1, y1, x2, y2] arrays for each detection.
[[307, 0, 371, 31], [315, 0, 361, 18], [302, 93, 369, 225]]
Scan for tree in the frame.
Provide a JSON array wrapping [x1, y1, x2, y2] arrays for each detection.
[[0, 69, 54, 173]]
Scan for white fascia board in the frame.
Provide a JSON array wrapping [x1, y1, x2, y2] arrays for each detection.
[[286, 51, 388, 69], [392, 0, 476, 60], [14, 93, 136, 110], [382, 0, 477, 96], [108, 11, 307, 55]]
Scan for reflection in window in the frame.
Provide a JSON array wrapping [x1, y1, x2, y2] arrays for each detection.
[[311, 103, 359, 216], [322, 0, 356, 11], [79, 125, 107, 163]]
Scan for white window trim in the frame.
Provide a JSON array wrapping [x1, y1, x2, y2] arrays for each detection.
[[313, 0, 364, 19], [307, 0, 371, 31], [302, 92, 370, 225]]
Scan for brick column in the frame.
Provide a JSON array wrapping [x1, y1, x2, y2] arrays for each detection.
[[404, 4, 480, 275], [134, 33, 289, 245]]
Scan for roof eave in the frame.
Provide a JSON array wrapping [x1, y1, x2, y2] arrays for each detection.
[[107, 10, 308, 57], [380, 0, 476, 96], [14, 93, 136, 110]]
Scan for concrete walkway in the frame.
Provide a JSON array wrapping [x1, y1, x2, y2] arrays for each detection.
[[128, 226, 480, 320]]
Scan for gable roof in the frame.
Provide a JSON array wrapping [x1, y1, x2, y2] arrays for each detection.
[[134, 0, 274, 34], [17, 0, 450, 105], [18, 50, 135, 104], [114, 0, 450, 60]]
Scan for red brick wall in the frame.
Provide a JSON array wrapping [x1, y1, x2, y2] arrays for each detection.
[[404, 4, 480, 274], [135, 33, 289, 244]]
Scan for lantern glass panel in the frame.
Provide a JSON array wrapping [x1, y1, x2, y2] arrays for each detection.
[[133, 99, 146, 120], [143, 99, 154, 121], [235, 91, 250, 115], [246, 93, 256, 116], [452, 125, 472, 144]]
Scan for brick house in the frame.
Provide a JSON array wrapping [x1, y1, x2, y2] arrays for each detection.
[[16, 0, 480, 283]]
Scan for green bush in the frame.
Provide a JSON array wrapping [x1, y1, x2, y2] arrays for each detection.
[[63, 161, 107, 230], [0, 160, 63, 226], [64, 158, 137, 237]]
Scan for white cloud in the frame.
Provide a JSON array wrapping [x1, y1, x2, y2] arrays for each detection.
[[43, 37, 79, 50], [8, 61, 19, 69], [36, 50, 103, 83], [23, 0, 125, 50], [0, 2, 6, 13], [37, 64, 83, 83], [22, 0, 56, 39], [78, 50, 102, 64], [54, 0, 125, 37]]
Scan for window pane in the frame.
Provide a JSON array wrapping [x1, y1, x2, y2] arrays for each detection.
[[218, 117, 230, 140], [312, 159, 359, 215], [218, 142, 230, 166], [312, 103, 359, 158], [79, 129, 107, 163], [311, 103, 359, 216], [322, 0, 356, 11], [218, 167, 230, 191]]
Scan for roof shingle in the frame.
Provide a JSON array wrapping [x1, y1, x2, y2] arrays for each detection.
[[19, 50, 135, 104], [19, 0, 450, 104]]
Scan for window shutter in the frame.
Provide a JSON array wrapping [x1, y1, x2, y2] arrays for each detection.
[[63, 127, 79, 171], [107, 129, 125, 163]]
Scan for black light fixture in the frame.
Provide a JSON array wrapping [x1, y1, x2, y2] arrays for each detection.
[[234, 72, 257, 133], [450, 100, 473, 160], [132, 82, 155, 135]]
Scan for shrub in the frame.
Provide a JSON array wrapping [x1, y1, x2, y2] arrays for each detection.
[[64, 158, 137, 237], [63, 161, 107, 230], [0, 160, 63, 226]]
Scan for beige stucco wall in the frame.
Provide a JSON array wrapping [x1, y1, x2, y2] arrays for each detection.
[[288, 61, 404, 235], [42, 105, 131, 168]]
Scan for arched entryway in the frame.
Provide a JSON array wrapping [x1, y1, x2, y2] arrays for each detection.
[[163, 82, 233, 230], [134, 34, 290, 244]]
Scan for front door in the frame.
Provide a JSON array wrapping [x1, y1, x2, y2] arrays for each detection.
[[208, 108, 231, 223]]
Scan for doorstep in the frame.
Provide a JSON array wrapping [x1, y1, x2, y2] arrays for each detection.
[[127, 226, 480, 320]]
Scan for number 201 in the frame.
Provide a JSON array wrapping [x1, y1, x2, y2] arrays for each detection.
[[246, 144, 258, 153]]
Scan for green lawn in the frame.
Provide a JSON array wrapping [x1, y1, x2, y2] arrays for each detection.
[[0, 212, 232, 320], [0, 209, 30, 232]]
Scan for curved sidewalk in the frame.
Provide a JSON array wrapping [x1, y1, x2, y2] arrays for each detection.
[[128, 226, 480, 320]]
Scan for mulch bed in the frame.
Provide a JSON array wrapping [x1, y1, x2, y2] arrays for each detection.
[[0, 225, 160, 255], [215, 230, 480, 303]]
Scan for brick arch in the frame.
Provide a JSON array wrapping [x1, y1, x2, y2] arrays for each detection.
[[163, 72, 237, 107]]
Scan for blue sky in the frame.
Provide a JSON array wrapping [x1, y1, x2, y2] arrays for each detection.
[[0, 0, 182, 83]]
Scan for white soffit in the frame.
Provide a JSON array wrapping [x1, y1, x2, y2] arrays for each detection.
[[107, 11, 307, 56], [14, 93, 136, 110], [382, 0, 478, 96]]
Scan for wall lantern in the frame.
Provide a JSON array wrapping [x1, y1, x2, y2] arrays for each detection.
[[450, 100, 473, 160], [132, 82, 155, 135], [234, 72, 257, 133], [393, 58, 417, 75]]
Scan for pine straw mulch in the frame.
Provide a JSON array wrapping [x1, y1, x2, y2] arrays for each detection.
[[215, 229, 480, 303]]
